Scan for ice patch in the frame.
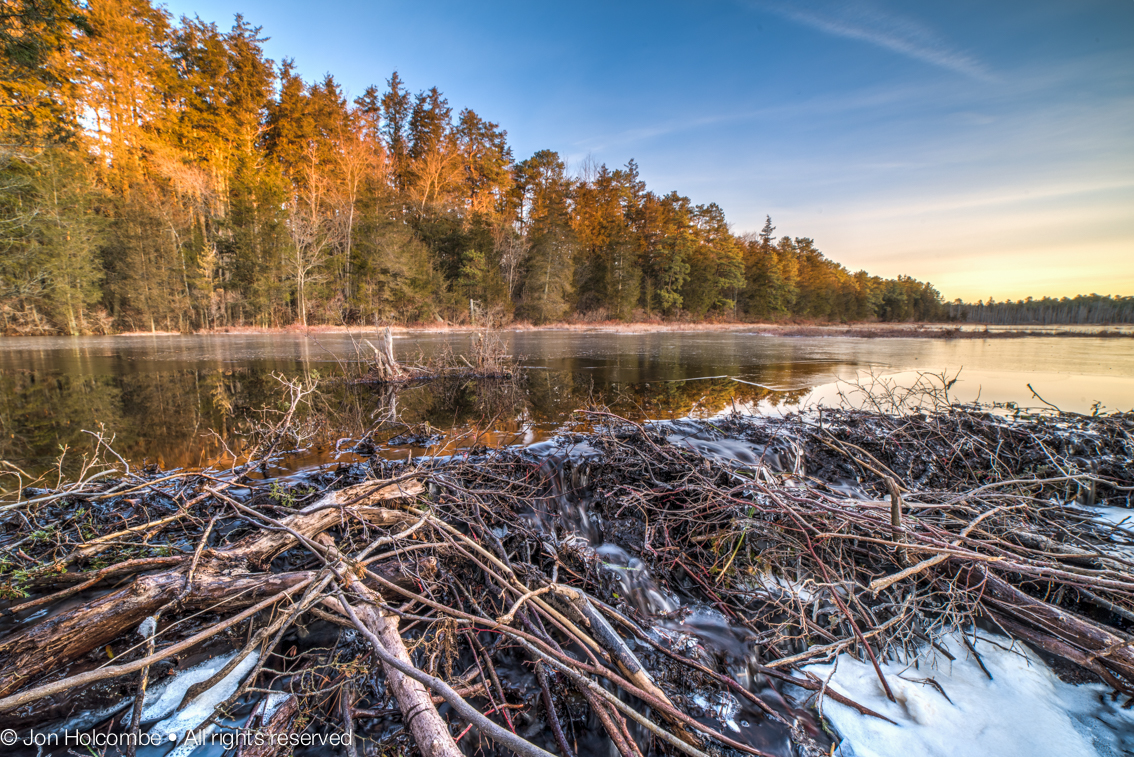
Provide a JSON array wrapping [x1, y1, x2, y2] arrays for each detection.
[[805, 633, 1134, 757], [693, 690, 742, 732], [150, 651, 260, 742], [261, 692, 291, 721], [52, 651, 249, 736], [748, 571, 816, 603], [53, 700, 132, 734], [1071, 504, 1134, 557], [139, 651, 240, 723], [1087, 506, 1134, 531], [138, 615, 158, 639]]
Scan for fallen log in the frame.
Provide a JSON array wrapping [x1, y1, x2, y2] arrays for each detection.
[[338, 590, 462, 757], [0, 480, 420, 699], [333, 584, 558, 757], [962, 564, 1134, 687], [0, 570, 313, 698], [0, 577, 315, 715]]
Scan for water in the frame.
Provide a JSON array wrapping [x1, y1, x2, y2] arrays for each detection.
[[518, 446, 809, 756], [2, 333, 1131, 756], [1, 330, 1131, 482]]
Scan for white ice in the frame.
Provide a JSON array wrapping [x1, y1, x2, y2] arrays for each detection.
[[804, 633, 1134, 757], [139, 651, 240, 723], [150, 651, 260, 743], [692, 690, 742, 733], [1086, 506, 1134, 531], [261, 691, 291, 721], [48, 652, 245, 739], [748, 570, 816, 603]]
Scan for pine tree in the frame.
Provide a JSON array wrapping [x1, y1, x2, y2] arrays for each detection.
[[379, 72, 411, 189], [34, 148, 103, 333], [0, 0, 88, 143], [515, 150, 575, 323]]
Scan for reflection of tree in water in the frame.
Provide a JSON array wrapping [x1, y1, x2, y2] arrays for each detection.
[[600, 377, 810, 419], [332, 374, 811, 454], [0, 370, 126, 478], [0, 367, 303, 480], [1, 366, 811, 481]]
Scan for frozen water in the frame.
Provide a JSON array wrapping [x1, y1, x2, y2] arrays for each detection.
[[805, 633, 1134, 757], [261, 691, 291, 721], [693, 690, 742, 732], [139, 651, 241, 723], [150, 651, 260, 742]]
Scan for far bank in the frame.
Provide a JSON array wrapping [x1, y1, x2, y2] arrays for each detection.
[[104, 321, 1134, 340]]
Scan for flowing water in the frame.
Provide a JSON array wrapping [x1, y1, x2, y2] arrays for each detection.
[[1, 330, 1132, 482], [526, 445, 815, 756]]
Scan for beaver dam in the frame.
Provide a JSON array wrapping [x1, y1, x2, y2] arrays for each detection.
[[0, 398, 1132, 756]]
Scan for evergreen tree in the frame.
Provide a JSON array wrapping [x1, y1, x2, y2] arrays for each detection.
[[0, 0, 960, 333], [682, 202, 744, 317], [515, 150, 575, 323], [378, 71, 411, 189], [33, 148, 103, 333], [0, 0, 88, 143]]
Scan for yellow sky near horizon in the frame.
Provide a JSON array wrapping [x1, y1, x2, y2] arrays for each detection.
[[772, 177, 1134, 302]]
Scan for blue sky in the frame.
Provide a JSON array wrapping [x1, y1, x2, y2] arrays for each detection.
[[162, 0, 1134, 301]]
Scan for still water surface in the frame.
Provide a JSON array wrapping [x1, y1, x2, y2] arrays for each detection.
[[1, 330, 1131, 480]]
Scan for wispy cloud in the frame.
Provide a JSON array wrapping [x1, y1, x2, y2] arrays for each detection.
[[567, 83, 924, 156], [755, 1, 993, 81]]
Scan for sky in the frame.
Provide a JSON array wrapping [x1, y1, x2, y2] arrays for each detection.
[[160, 0, 1134, 302]]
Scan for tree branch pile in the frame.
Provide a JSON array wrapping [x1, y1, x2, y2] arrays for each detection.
[[0, 401, 1130, 756]]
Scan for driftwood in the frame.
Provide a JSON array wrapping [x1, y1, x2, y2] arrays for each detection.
[[963, 565, 1134, 691], [557, 585, 697, 744], [335, 580, 463, 757], [0, 477, 463, 757], [0, 480, 421, 699], [0, 570, 313, 698], [0, 402, 1131, 757]]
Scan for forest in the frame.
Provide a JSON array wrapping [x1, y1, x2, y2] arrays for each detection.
[[946, 295, 1134, 326], [0, 0, 1120, 335]]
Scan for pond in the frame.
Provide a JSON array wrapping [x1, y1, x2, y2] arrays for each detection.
[[1, 329, 1131, 483]]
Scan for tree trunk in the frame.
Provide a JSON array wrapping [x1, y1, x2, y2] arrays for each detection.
[[0, 481, 422, 698], [350, 596, 462, 757], [961, 565, 1134, 687]]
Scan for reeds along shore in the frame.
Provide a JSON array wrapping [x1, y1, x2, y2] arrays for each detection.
[[0, 399, 1131, 757]]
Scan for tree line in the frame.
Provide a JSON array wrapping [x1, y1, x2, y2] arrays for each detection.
[[2, 0, 967, 334], [946, 295, 1134, 326]]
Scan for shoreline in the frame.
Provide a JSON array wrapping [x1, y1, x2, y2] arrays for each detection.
[[89, 321, 1134, 339]]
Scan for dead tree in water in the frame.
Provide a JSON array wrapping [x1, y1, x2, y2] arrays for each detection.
[[359, 325, 517, 384], [365, 327, 405, 382]]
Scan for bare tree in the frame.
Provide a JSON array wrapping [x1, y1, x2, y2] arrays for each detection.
[[493, 224, 527, 298], [411, 145, 462, 212], [287, 143, 340, 326], [331, 113, 382, 304]]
